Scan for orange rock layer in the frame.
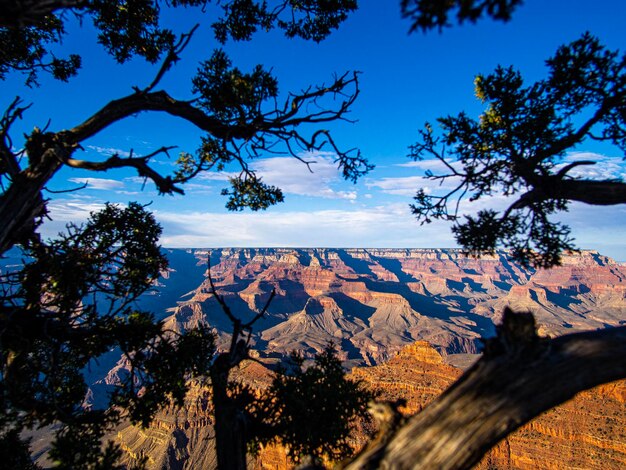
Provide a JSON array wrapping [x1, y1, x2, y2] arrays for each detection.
[[115, 342, 626, 470]]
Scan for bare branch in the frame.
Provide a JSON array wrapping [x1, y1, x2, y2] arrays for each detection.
[[0, 97, 31, 178], [345, 310, 626, 469], [206, 258, 238, 326], [43, 181, 87, 193], [555, 160, 596, 178], [63, 146, 182, 195], [242, 289, 276, 330], [507, 178, 626, 211], [138, 24, 200, 94], [65, 91, 234, 144]]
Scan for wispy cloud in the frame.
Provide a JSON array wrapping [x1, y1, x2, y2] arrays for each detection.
[[155, 203, 457, 248], [558, 152, 626, 181], [68, 177, 125, 191], [197, 172, 237, 182], [367, 174, 461, 197], [87, 146, 133, 158], [366, 176, 424, 196], [395, 158, 459, 173], [197, 154, 358, 200], [254, 154, 357, 200]]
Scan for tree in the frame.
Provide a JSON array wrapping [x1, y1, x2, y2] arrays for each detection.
[[340, 30, 626, 470], [0, 0, 370, 255], [4, 1, 624, 469], [253, 345, 374, 465], [1, 202, 217, 468], [409, 33, 626, 267], [198, 267, 372, 470], [399, 0, 523, 33], [0, 0, 370, 467]]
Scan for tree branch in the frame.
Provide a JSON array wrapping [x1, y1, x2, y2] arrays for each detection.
[[0, 0, 86, 28], [64, 146, 182, 195], [0, 97, 31, 178], [510, 178, 626, 210], [65, 91, 235, 144], [344, 310, 626, 469]]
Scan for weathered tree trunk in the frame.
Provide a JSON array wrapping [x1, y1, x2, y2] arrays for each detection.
[[210, 354, 248, 470], [0, 143, 65, 254], [344, 310, 626, 469]]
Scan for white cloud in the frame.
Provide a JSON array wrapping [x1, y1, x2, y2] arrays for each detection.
[[367, 175, 461, 197], [557, 152, 626, 181], [68, 177, 125, 191], [196, 154, 358, 200], [198, 172, 238, 182], [155, 203, 458, 248], [395, 158, 459, 173], [87, 146, 133, 158], [366, 176, 424, 196], [253, 154, 358, 200]]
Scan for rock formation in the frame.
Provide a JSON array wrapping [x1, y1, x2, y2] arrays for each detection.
[[114, 341, 626, 470], [99, 248, 626, 469], [161, 248, 625, 366], [351, 342, 626, 470]]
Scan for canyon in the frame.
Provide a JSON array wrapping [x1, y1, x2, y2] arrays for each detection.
[[79, 248, 626, 468], [160, 248, 625, 365]]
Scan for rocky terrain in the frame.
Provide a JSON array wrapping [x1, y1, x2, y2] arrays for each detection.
[[352, 342, 626, 470], [113, 341, 626, 469], [102, 248, 626, 469], [160, 248, 625, 366]]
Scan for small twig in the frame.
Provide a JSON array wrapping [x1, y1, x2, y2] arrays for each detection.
[[139, 24, 200, 94], [43, 182, 88, 193], [206, 258, 237, 325], [242, 289, 276, 330]]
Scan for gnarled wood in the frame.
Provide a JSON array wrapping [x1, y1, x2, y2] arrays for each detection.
[[344, 310, 626, 469]]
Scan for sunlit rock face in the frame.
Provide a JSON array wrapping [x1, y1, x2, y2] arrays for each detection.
[[351, 342, 626, 470], [115, 342, 626, 470], [103, 248, 626, 469], [161, 248, 625, 366]]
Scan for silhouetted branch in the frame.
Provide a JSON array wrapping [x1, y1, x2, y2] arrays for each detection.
[[0, 0, 85, 28], [64, 146, 181, 195], [344, 309, 626, 469], [138, 25, 200, 94], [0, 97, 30, 179]]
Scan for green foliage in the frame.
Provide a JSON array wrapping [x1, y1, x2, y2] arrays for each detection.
[[213, 0, 358, 43], [401, 0, 523, 33], [1, 2, 370, 215], [0, 13, 81, 86], [223, 174, 285, 210], [410, 33, 626, 267], [1, 0, 357, 86], [192, 49, 279, 123], [253, 345, 374, 464], [0, 203, 216, 468], [0, 0, 208, 85]]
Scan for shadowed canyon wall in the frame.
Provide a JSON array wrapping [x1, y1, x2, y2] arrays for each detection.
[[98, 248, 626, 469]]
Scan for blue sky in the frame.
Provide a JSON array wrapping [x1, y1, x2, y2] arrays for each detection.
[[4, 1, 626, 259]]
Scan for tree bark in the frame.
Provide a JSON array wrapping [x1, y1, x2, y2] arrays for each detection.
[[344, 311, 626, 470], [210, 353, 248, 470], [515, 179, 626, 209], [0, 144, 64, 254]]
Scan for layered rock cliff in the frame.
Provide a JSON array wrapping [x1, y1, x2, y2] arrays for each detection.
[[161, 248, 625, 366], [104, 248, 626, 469], [352, 342, 626, 470], [115, 341, 626, 470]]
